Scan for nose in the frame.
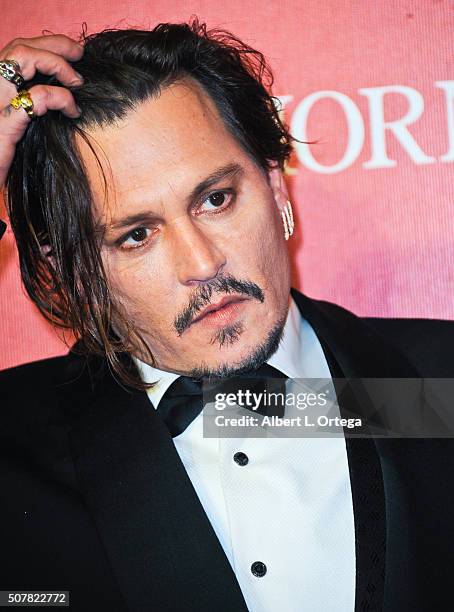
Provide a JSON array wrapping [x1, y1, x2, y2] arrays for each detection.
[[168, 217, 226, 285]]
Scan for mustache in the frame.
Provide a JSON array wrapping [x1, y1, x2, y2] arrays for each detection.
[[174, 274, 264, 335]]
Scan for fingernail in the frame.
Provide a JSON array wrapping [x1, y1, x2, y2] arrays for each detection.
[[76, 105, 82, 115], [74, 72, 84, 83]]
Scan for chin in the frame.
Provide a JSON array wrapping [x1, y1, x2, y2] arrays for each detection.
[[187, 315, 286, 379]]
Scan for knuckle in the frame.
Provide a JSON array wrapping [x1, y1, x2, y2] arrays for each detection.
[[29, 84, 52, 102], [8, 43, 27, 57], [28, 83, 45, 95], [30, 84, 74, 108], [8, 37, 24, 48], [47, 34, 73, 48], [53, 57, 70, 74], [42, 86, 54, 103], [46, 56, 62, 73], [53, 34, 70, 42], [62, 90, 76, 106]]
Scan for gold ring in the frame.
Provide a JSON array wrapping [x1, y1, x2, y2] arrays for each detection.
[[10, 89, 35, 119]]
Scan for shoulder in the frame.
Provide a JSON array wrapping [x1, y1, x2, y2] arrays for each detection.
[[0, 351, 90, 402], [291, 288, 454, 376], [0, 353, 70, 389], [0, 352, 102, 489], [311, 295, 454, 358], [0, 355, 71, 418], [0, 351, 96, 436], [364, 316, 454, 377]]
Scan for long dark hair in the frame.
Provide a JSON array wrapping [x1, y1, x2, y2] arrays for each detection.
[[5, 18, 294, 388]]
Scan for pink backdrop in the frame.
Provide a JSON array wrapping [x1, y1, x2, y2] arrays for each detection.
[[1, 1, 454, 370]]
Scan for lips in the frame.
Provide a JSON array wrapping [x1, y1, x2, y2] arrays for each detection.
[[191, 295, 248, 325]]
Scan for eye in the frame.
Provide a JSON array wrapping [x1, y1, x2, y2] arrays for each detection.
[[119, 226, 153, 250], [198, 190, 233, 213]]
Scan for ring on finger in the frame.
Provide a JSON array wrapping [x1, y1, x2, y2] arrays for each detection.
[[10, 89, 35, 119], [0, 58, 25, 89]]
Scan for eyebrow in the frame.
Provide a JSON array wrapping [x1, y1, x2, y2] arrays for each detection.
[[187, 162, 244, 205], [98, 162, 245, 237]]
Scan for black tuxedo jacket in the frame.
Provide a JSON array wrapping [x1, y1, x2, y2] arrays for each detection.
[[1, 289, 454, 612]]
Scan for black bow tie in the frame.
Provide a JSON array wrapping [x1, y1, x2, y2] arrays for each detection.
[[156, 364, 288, 437]]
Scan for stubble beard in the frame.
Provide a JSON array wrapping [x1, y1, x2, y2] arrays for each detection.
[[187, 313, 287, 380]]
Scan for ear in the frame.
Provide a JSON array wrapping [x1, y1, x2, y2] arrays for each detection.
[[267, 165, 289, 213]]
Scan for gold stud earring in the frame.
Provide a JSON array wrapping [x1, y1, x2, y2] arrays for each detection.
[[281, 200, 294, 240]]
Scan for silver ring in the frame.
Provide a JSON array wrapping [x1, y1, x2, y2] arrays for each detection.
[[0, 59, 25, 89]]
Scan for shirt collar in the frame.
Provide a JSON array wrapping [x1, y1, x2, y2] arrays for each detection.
[[134, 295, 328, 409]]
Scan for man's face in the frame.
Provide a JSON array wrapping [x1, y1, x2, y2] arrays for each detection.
[[77, 78, 291, 377]]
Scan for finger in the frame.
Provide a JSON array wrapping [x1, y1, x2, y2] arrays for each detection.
[[0, 83, 80, 183], [0, 83, 81, 188], [0, 44, 83, 87], [0, 84, 80, 139], [1, 34, 83, 63], [29, 83, 81, 118]]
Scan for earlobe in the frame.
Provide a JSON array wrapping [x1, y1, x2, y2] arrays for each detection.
[[267, 166, 295, 240], [268, 165, 289, 210]]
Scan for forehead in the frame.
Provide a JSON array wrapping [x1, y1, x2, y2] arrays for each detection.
[[76, 78, 253, 216]]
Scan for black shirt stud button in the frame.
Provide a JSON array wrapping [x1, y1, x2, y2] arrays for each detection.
[[251, 561, 267, 577], [233, 451, 249, 466]]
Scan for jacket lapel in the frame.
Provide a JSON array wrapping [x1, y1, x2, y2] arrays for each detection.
[[68, 362, 248, 612], [290, 289, 400, 612]]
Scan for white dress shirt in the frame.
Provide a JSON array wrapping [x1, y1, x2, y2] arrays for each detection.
[[135, 297, 355, 612]]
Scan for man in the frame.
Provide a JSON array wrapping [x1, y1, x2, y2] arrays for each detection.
[[0, 21, 453, 612]]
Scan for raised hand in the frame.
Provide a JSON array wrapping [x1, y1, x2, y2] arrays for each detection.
[[0, 34, 83, 191]]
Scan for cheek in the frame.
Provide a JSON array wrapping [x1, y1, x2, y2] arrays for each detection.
[[102, 252, 166, 320], [244, 206, 287, 275]]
